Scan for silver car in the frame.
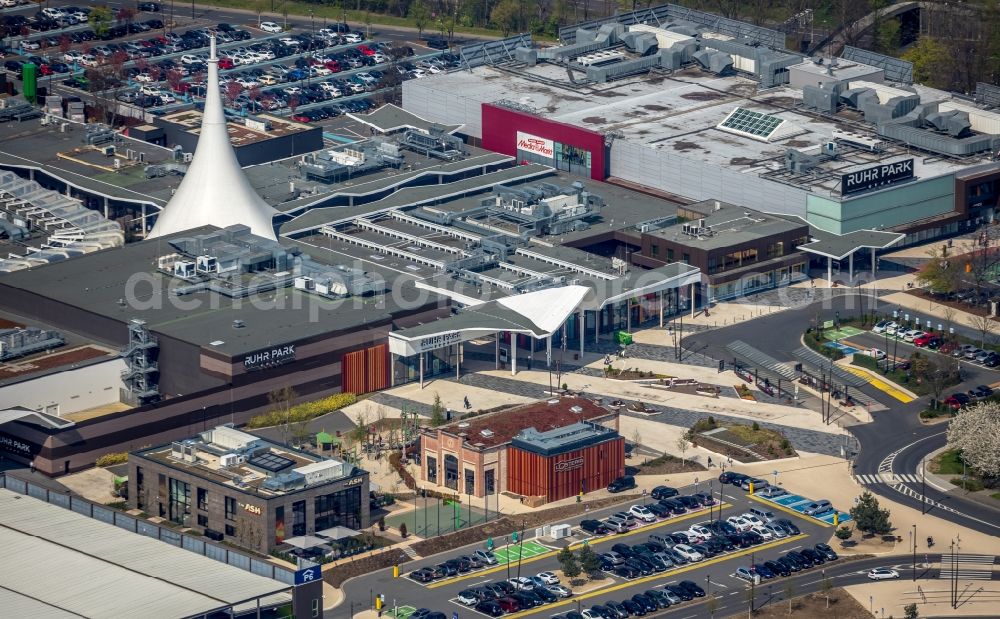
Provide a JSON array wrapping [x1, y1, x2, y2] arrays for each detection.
[[764, 523, 788, 538], [965, 347, 985, 360]]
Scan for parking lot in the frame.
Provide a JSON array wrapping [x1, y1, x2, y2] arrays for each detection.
[[2, 5, 456, 124], [350, 476, 846, 619]]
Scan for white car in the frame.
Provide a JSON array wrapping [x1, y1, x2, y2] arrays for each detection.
[[20, 40, 40, 51], [508, 576, 534, 591], [629, 504, 656, 523], [234, 77, 259, 88], [742, 513, 765, 527], [867, 568, 900, 580], [903, 329, 925, 342], [371, 52, 387, 63], [861, 348, 887, 360], [871, 320, 895, 334], [536, 571, 560, 585], [67, 10, 87, 22], [727, 516, 753, 532], [41, 7, 65, 19], [750, 525, 773, 541], [457, 590, 478, 605], [344, 32, 362, 43], [410, 68, 427, 78], [259, 21, 283, 33], [672, 544, 704, 562], [134, 73, 155, 83], [688, 524, 713, 541], [180, 54, 200, 65], [258, 74, 280, 86], [64, 50, 85, 63]]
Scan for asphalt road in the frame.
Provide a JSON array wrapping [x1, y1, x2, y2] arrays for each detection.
[[332, 481, 849, 619], [681, 291, 1000, 537]]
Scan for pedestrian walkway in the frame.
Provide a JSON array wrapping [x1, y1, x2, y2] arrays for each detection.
[[856, 473, 921, 485], [844, 366, 916, 403], [938, 554, 996, 581]]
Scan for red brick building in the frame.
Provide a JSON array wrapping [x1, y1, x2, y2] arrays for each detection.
[[418, 397, 621, 502]]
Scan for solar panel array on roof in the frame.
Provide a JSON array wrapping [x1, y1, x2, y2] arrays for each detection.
[[718, 107, 784, 139], [248, 452, 296, 472]]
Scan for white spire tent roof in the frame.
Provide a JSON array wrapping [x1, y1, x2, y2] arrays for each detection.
[[148, 37, 278, 241]]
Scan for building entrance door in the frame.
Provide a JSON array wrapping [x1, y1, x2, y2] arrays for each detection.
[[444, 454, 459, 490]]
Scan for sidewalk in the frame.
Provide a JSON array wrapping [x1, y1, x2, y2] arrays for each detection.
[[844, 579, 1000, 618]]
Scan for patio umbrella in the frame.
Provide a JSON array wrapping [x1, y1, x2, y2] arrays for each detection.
[[315, 526, 360, 540], [281, 535, 329, 549]]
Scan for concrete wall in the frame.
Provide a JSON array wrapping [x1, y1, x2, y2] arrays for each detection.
[[608, 140, 810, 216], [807, 175, 956, 234], [0, 358, 126, 415], [402, 79, 484, 138]]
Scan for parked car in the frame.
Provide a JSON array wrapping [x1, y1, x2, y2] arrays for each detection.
[[651, 485, 678, 500], [548, 584, 572, 598], [259, 21, 283, 33], [579, 519, 609, 535], [719, 471, 750, 485], [608, 476, 636, 493], [802, 500, 833, 516], [629, 504, 656, 523], [966, 347, 986, 360], [672, 544, 704, 562], [757, 486, 787, 498], [536, 571, 560, 585], [970, 385, 995, 399], [727, 515, 754, 531], [814, 543, 839, 561], [867, 567, 900, 580], [475, 600, 503, 617], [860, 348, 887, 360], [913, 333, 940, 347], [945, 392, 972, 410], [753, 562, 776, 579], [773, 518, 800, 535], [872, 320, 895, 334], [765, 559, 790, 577], [903, 329, 925, 342], [735, 566, 761, 584], [474, 550, 497, 565]]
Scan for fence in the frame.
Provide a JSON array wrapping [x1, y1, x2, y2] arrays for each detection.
[[0, 474, 295, 586]]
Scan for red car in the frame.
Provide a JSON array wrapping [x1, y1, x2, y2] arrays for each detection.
[[944, 393, 971, 410], [290, 113, 311, 122], [38, 64, 53, 75], [496, 598, 520, 613], [356, 44, 375, 56], [913, 333, 941, 347], [325, 60, 341, 72], [218, 57, 235, 69]]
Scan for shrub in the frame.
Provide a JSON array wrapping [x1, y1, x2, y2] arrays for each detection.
[[245, 393, 357, 429], [780, 438, 791, 450], [751, 421, 760, 431], [95, 452, 129, 467]]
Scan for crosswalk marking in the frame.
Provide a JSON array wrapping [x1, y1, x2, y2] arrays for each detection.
[[856, 473, 919, 485], [937, 570, 994, 581]]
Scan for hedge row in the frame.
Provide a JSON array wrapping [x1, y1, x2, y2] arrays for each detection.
[[95, 452, 129, 467], [244, 393, 357, 429]]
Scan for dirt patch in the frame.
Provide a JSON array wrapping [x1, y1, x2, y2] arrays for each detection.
[[625, 110, 648, 117], [784, 139, 812, 147], [0, 345, 110, 381], [635, 453, 707, 474], [726, 83, 758, 97], [581, 116, 607, 124], [0, 318, 24, 329], [905, 288, 997, 320], [642, 104, 670, 111], [673, 140, 702, 151], [738, 588, 871, 619], [730, 157, 757, 165], [681, 91, 727, 101]]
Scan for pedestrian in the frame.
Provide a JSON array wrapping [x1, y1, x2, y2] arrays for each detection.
[[463, 396, 470, 410]]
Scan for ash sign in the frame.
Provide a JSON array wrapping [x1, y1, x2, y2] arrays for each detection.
[[841, 158, 914, 195]]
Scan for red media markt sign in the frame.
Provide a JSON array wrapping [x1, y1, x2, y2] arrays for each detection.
[[516, 131, 554, 158]]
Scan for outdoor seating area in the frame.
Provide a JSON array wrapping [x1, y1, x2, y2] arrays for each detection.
[[280, 526, 379, 562]]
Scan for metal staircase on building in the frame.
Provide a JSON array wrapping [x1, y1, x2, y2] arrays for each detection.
[[120, 318, 160, 405]]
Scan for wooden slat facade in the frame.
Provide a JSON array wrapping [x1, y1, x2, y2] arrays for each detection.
[[506, 437, 624, 502], [341, 343, 389, 394]]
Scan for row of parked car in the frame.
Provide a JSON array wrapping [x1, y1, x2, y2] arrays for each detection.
[[562, 583, 707, 619], [407, 548, 499, 583], [733, 542, 839, 584], [456, 572, 573, 616]]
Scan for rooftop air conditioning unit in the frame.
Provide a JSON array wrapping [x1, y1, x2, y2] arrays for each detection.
[[480, 429, 494, 438], [570, 405, 583, 413]]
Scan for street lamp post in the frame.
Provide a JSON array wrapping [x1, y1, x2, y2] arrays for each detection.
[[912, 524, 917, 581]]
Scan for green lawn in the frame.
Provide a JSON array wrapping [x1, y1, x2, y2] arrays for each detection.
[[932, 449, 966, 475]]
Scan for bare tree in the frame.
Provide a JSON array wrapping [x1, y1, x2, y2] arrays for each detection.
[[967, 313, 996, 348], [268, 386, 297, 443], [675, 436, 689, 466]]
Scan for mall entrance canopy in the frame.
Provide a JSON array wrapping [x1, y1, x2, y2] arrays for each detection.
[[388, 263, 701, 387], [796, 225, 904, 288]]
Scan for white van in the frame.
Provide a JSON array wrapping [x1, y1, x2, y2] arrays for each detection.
[[749, 506, 777, 522]]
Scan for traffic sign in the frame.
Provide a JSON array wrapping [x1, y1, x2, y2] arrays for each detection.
[[294, 565, 322, 586]]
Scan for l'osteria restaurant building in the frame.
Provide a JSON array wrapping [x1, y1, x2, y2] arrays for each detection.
[[419, 397, 623, 503]]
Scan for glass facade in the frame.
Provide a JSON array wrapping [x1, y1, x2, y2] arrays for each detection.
[[464, 468, 475, 495], [393, 346, 457, 386], [168, 478, 191, 526], [444, 454, 459, 490], [426, 456, 437, 483], [292, 500, 306, 536], [197, 487, 207, 511], [225, 496, 236, 520], [314, 486, 363, 531], [275, 505, 285, 545]]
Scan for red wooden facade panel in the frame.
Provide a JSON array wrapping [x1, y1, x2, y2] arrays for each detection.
[[342, 343, 389, 394], [506, 438, 624, 502]]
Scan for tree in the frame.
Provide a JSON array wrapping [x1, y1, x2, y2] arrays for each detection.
[[430, 393, 446, 427], [835, 525, 853, 541], [705, 593, 719, 618], [849, 491, 892, 536], [409, 0, 430, 37], [557, 547, 581, 581], [349, 410, 369, 444], [490, 0, 520, 37], [904, 602, 919, 619], [967, 313, 996, 349], [903, 37, 950, 89], [577, 544, 601, 579], [675, 435, 689, 466], [947, 401, 1000, 478], [914, 246, 962, 297], [820, 575, 834, 609], [255, 0, 266, 26], [91, 5, 112, 38], [783, 581, 795, 614], [913, 352, 960, 403], [268, 386, 297, 442]]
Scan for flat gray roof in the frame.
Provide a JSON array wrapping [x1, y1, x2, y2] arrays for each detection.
[[651, 202, 806, 250], [0, 227, 436, 356], [0, 488, 289, 618]]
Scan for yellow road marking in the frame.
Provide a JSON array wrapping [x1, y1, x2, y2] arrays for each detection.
[[504, 534, 805, 618], [843, 366, 915, 403], [746, 494, 833, 527], [426, 504, 732, 589]]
